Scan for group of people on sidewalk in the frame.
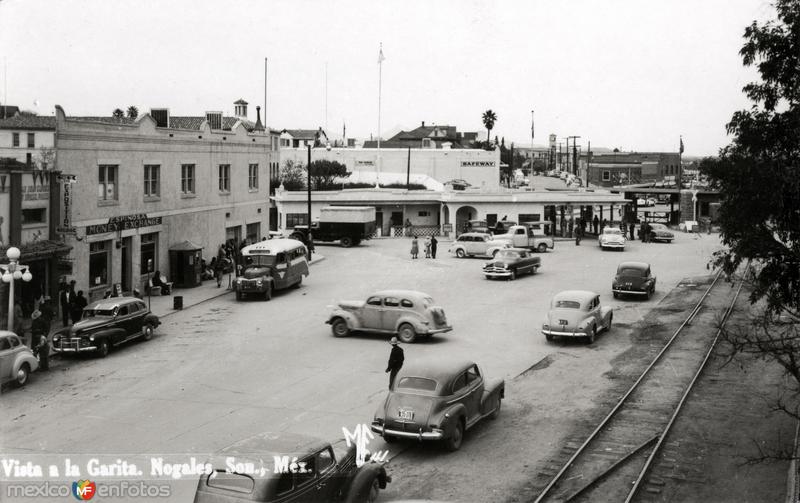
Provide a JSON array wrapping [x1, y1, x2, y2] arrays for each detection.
[[409, 235, 438, 259]]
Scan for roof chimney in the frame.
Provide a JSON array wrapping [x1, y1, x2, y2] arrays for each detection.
[[254, 106, 265, 132], [422, 121, 425, 127]]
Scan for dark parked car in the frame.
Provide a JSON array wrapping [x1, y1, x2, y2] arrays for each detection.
[[371, 358, 504, 451], [646, 223, 675, 243], [612, 261, 657, 299], [194, 432, 390, 503], [483, 248, 541, 280], [52, 297, 160, 357]]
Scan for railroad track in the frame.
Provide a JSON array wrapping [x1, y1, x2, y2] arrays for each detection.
[[533, 269, 746, 503]]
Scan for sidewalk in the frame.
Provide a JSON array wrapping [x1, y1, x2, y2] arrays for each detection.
[[37, 254, 326, 367]]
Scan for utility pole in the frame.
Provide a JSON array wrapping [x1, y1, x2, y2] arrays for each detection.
[[567, 136, 581, 176]]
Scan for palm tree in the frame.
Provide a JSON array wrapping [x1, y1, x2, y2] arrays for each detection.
[[126, 106, 139, 119], [112, 108, 124, 119], [482, 110, 497, 147]]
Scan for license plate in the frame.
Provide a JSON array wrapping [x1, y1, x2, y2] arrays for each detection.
[[398, 409, 414, 420], [559, 319, 568, 325]]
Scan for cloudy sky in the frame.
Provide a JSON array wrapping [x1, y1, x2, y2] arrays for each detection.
[[0, 0, 775, 156]]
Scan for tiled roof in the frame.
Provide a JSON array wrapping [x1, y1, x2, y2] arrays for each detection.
[[234, 99, 248, 105], [0, 115, 56, 130], [283, 129, 322, 139], [166, 116, 256, 131]]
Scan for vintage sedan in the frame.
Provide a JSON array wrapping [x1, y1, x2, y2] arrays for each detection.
[[371, 358, 504, 451], [327, 290, 452, 343], [0, 331, 38, 387], [613, 261, 656, 299], [647, 223, 675, 243], [194, 432, 390, 503], [542, 290, 613, 344], [448, 232, 510, 258], [52, 297, 160, 357], [599, 227, 626, 250], [483, 248, 541, 280]]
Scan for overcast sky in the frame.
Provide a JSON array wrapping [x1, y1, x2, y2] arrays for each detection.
[[0, 0, 776, 156]]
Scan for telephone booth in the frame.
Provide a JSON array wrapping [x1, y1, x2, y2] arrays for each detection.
[[169, 241, 202, 288]]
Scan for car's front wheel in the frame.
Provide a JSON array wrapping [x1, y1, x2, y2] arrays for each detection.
[[456, 249, 466, 258], [15, 363, 30, 386], [97, 340, 109, 358], [538, 243, 548, 253], [397, 323, 417, 343], [444, 420, 464, 451], [340, 236, 354, 247], [331, 318, 350, 338], [142, 324, 154, 341]]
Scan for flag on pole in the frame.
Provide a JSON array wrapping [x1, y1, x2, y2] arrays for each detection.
[[679, 136, 684, 154]]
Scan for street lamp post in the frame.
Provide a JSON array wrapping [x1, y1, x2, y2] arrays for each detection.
[[1, 247, 33, 332], [307, 144, 312, 260]]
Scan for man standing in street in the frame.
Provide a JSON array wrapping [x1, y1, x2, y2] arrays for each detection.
[[385, 337, 404, 389], [430, 235, 438, 259]]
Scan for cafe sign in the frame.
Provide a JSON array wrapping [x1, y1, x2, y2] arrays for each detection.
[[86, 213, 163, 235]]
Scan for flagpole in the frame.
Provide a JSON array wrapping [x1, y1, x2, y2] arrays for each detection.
[[376, 43, 383, 189], [264, 58, 268, 127], [531, 109, 534, 174]]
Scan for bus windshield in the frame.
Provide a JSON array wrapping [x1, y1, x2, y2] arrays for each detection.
[[243, 255, 277, 267]]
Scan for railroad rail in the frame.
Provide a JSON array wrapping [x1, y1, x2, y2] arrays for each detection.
[[533, 269, 746, 502]]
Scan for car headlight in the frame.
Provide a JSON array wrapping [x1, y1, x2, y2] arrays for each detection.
[[256, 279, 263, 285], [542, 324, 550, 330], [89, 335, 95, 341], [52, 336, 59, 343]]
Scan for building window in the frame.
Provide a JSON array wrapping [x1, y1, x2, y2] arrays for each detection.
[[181, 164, 195, 194], [21, 208, 46, 225], [89, 241, 110, 287], [518, 214, 540, 224], [98, 165, 118, 201], [140, 233, 158, 275], [219, 164, 230, 192], [144, 164, 160, 197], [285, 213, 308, 228], [602, 170, 611, 182], [27, 133, 34, 148], [26, 153, 32, 166], [418, 211, 430, 217], [12, 133, 19, 147], [246, 222, 260, 242], [249, 163, 259, 190]]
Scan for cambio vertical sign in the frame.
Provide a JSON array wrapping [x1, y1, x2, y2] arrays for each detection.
[[57, 174, 77, 235]]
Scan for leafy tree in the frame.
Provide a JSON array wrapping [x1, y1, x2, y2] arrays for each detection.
[[308, 159, 350, 190], [481, 109, 497, 146], [112, 108, 124, 119], [278, 159, 306, 191], [699, 0, 800, 456], [700, 0, 800, 315], [127, 106, 139, 119]]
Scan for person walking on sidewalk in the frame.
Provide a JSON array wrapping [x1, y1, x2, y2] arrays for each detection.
[[385, 337, 404, 389], [30, 310, 50, 370], [424, 236, 432, 258], [431, 236, 438, 259], [71, 291, 87, 324]]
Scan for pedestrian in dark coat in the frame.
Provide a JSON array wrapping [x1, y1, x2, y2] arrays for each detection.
[[30, 310, 49, 369], [35, 334, 50, 371], [71, 290, 88, 324], [430, 236, 438, 259], [215, 245, 226, 287], [593, 215, 599, 235], [629, 222, 636, 241], [386, 337, 404, 388], [59, 280, 74, 326]]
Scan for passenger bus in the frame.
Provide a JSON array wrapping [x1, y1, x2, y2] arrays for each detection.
[[234, 239, 308, 300]]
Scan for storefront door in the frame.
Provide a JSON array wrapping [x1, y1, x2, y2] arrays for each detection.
[[121, 237, 132, 293]]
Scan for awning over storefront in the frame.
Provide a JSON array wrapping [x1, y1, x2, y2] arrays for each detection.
[[0, 240, 73, 262]]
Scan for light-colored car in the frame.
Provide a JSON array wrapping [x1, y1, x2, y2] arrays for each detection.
[[541, 290, 613, 344], [449, 232, 510, 258], [371, 358, 504, 451], [0, 331, 38, 387], [599, 227, 626, 250], [647, 223, 675, 243], [327, 290, 452, 343]]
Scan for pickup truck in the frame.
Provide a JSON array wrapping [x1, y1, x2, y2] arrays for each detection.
[[492, 225, 555, 253], [290, 206, 377, 247]]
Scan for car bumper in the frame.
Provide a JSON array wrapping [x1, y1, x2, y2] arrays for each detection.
[[613, 288, 649, 295], [484, 268, 512, 278], [542, 328, 588, 337], [424, 326, 452, 335], [371, 423, 443, 441], [601, 242, 625, 248], [52, 344, 97, 353]]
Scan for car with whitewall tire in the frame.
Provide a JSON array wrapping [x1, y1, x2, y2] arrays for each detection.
[[542, 290, 613, 344]]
